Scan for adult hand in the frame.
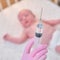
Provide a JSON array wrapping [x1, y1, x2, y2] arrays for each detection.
[[22, 38, 47, 60]]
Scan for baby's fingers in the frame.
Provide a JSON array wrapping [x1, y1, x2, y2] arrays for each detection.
[[3, 34, 8, 39]]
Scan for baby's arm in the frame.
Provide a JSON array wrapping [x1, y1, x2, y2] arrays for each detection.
[[3, 32, 28, 44], [40, 20, 60, 45], [43, 19, 60, 26]]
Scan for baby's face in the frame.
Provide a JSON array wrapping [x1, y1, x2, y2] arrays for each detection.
[[18, 10, 35, 28]]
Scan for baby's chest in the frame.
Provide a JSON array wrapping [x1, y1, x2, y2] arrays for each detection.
[[26, 27, 36, 38]]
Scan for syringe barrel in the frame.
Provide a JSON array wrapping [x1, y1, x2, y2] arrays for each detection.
[[34, 23, 43, 48], [35, 23, 43, 34]]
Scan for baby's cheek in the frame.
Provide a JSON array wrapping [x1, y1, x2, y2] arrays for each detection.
[[22, 23, 26, 26]]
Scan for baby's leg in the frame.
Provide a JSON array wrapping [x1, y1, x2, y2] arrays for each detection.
[[55, 45, 60, 53], [40, 22, 55, 46]]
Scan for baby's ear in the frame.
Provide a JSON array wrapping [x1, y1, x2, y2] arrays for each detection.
[[34, 15, 36, 17], [33, 14, 36, 18]]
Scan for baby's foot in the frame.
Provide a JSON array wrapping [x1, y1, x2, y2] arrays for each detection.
[[55, 45, 60, 53]]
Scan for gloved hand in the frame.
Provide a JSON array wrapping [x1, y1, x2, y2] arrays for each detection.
[[22, 39, 47, 60]]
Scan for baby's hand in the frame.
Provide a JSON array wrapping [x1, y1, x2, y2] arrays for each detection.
[[3, 33, 10, 40]]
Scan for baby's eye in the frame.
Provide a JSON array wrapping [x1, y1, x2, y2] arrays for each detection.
[[20, 19, 22, 21], [24, 14, 29, 17]]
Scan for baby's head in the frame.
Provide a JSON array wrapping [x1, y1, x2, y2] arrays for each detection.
[[18, 9, 36, 28]]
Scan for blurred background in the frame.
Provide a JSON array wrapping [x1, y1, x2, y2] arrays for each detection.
[[51, 0, 60, 6], [0, 0, 60, 11], [0, 0, 21, 11]]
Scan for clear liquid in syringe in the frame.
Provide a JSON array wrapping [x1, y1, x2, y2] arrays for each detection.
[[34, 8, 43, 48]]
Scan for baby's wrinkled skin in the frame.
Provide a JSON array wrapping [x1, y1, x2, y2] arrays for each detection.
[[3, 9, 60, 53]]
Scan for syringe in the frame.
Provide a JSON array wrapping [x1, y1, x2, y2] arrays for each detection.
[[34, 8, 43, 48]]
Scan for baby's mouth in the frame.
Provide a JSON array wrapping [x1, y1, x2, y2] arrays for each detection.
[[25, 21, 30, 27], [26, 21, 29, 24]]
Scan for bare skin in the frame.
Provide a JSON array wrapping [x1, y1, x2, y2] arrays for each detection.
[[3, 9, 60, 53]]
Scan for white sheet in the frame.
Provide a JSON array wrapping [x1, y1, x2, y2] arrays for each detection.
[[0, 0, 60, 60]]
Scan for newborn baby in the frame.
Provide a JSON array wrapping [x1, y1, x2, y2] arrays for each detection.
[[3, 9, 60, 53]]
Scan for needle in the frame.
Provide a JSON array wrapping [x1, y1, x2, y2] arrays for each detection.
[[40, 8, 43, 22]]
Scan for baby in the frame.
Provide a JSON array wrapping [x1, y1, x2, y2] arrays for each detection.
[[3, 9, 60, 53]]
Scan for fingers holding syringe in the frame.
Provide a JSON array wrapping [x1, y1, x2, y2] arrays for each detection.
[[30, 45, 47, 57], [33, 47, 47, 60]]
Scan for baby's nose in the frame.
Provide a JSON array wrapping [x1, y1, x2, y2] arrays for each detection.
[[23, 16, 26, 20]]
